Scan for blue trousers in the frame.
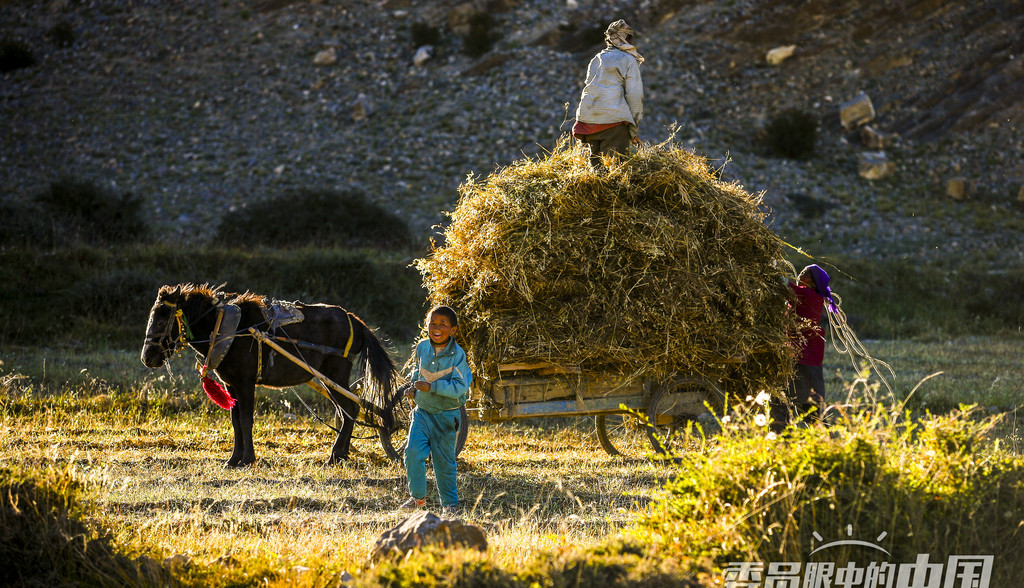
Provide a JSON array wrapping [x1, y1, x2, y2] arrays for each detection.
[[404, 407, 460, 507]]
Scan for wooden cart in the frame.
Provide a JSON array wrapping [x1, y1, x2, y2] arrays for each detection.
[[379, 360, 727, 459]]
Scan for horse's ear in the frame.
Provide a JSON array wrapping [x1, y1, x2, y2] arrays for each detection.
[[159, 284, 185, 305]]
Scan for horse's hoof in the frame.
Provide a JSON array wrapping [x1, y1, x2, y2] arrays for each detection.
[[325, 456, 348, 465], [225, 459, 255, 468]]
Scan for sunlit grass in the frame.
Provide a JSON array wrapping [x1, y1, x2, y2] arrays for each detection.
[[3, 335, 1024, 586]]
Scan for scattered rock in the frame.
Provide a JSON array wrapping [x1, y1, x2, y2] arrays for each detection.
[[859, 151, 894, 180], [946, 177, 974, 201], [840, 92, 875, 130], [1017, 185, 1024, 203], [413, 45, 434, 66], [369, 511, 487, 562], [860, 125, 892, 150], [351, 93, 376, 121], [447, 2, 482, 36], [766, 45, 796, 66], [313, 47, 337, 66]]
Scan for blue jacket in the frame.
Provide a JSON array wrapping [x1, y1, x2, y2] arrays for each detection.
[[409, 338, 472, 413]]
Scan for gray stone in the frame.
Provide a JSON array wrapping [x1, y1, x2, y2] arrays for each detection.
[[313, 48, 337, 66], [369, 511, 487, 562], [860, 125, 892, 150], [351, 93, 375, 121], [840, 92, 875, 129], [946, 177, 974, 201], [1017, 185, 1024, 203], [447, 2, 481, 36], [859, 151, 895, 180], [413, 45, 434, 66], [766, 45, 797, 66]]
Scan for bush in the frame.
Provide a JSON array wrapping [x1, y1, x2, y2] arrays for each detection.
[[463, 13, 499, 58], [0, 38, 35, 72], [763, 108, 818, 159], [215, 188, 416, 250], [411, 21, 441, 47], [636, 405, 1024, 584], [34, 177, 150, 246], [47, 20, 76, 48]]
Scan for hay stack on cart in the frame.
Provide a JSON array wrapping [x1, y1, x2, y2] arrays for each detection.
[[416, 140, 799, 402]]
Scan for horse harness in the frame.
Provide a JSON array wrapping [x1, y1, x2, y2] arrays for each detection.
[[250, 302, 356, 388], [163, 296, 373, 435]]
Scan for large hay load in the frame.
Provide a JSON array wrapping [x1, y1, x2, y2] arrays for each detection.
[[416, 141, 799, 400]]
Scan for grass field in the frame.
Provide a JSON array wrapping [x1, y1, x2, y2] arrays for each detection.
[[2, 335, 1023, 586]]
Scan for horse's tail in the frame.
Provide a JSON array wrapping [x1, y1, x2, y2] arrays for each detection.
[[354, 316, 399, 431]]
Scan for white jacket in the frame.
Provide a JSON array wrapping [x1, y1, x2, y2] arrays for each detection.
[[575, 48, 644, 138]]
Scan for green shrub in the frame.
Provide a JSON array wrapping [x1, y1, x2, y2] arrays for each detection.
[[0, 38, 35, 72], [635, 405, 1024, 584], [411, 21, 441, 47], [34, 177, 150, 246], [463, 13, 499, 58], [215, 188, 416, 250], [763, 108, 818, 159], [47, 20, 76, 48]]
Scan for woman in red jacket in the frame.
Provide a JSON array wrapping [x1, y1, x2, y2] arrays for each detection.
[[773, 264, 837, 431]]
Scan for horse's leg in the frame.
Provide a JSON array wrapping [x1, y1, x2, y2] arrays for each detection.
[[321, 358, 355, 464], [228, 403, 244, 467], [325, 396, 355, 464], [227, 381, 258, 467]]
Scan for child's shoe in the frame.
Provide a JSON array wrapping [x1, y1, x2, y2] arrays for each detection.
[[399, 496, 426, 510]]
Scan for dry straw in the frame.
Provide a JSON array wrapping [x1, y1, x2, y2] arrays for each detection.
[[416, 139, 799, 398]]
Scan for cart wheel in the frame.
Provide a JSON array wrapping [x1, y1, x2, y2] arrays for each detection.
[[645, 379, 725, 457], [380, 401, 469, 461], [595, 413, 649, 457]]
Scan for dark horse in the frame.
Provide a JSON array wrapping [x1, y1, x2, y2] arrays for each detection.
[[140, 283, 399, 467]]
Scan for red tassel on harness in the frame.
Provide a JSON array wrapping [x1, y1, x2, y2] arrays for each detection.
[[200, 366, 235, 410]]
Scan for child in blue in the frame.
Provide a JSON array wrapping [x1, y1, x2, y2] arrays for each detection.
[[400, 305, 472, 512]]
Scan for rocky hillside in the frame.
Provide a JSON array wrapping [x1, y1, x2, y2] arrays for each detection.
[[2, 0, 1021, 268]]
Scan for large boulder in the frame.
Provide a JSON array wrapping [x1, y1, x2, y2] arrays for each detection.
[[369, 511, 487, 562]]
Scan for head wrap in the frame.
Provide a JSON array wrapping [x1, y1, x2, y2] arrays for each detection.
[[605, 19, 644, 65], [804, 264, 838, 313]]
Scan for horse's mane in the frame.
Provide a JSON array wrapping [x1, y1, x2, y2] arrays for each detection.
[[226, 290, 267, 305], [160, 283, 266, 306]]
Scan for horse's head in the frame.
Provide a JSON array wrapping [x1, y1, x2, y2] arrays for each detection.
[[140, 285, 188, 368]]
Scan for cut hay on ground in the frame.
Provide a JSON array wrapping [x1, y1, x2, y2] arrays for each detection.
[[416, 139, 799, 396]]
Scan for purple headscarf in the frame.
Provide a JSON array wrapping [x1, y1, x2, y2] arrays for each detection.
[[805, 264, 838, 313]]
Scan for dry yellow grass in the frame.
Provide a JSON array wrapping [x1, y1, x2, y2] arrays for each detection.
[[0, 406, 677, 579]]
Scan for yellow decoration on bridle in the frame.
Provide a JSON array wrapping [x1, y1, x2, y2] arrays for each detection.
[[175, 308, 194, 345]]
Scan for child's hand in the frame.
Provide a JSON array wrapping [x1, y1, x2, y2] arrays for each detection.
[[404, 386, 416, 399], [414, 380, 431, 392]]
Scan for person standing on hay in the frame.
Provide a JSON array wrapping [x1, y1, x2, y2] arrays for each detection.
[[572, 19, 644, 166], [772, 264, 837, 432], [400, 305, 472, 514]]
